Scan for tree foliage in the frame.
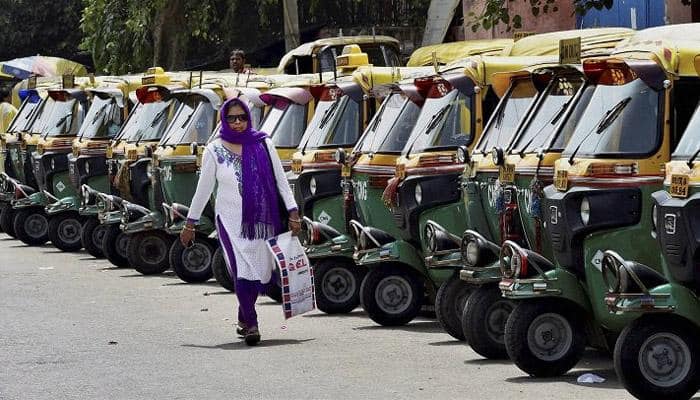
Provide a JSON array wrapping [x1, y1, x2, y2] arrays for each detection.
[[0, 0, 84, 61]]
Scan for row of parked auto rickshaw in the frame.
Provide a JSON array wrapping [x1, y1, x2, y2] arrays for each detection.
[[2, 25, 700, 400]]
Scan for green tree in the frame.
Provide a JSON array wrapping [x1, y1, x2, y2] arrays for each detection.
[[0, 0, 84, 61]]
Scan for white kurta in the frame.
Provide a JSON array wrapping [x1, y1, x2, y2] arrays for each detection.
[[186, 138, 297, 283]]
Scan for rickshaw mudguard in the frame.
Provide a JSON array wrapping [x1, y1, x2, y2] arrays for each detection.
[[356, 239, 428, 277], [425, 249, 462, 270], [121, 211, 165, 234], [165, 216, 215, 236], [305, 234, 355, 260], [12, 191, 46, 210], [459, 261, 504, 285], [500, 267, 592, 313], [462, 179, 495, 242], [98, 210, 122, 225], [608, 283, 700, 328], [46, 195, 79, 215]]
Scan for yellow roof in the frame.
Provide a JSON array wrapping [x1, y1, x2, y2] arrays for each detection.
[[445, 55, 559, 88], [503, 27, 635, 57], [351, 66, 436, 92], [277, 35, 400, 72], [612, 23, 700, 77], [407, 39, 514, 67]]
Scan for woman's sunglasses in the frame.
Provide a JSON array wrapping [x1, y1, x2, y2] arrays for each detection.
[[225, 113, 248, 123]]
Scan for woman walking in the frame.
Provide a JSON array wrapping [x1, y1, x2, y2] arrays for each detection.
[[180, 97, 301, 346]]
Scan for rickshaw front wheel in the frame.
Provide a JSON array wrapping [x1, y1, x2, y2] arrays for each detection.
[[0, 203, 17, 238], [614, 316, 699, 400], [435, 273, 473, 341], [360, 264, 423, 327], [504, 299, 586, 377], [462, 284, 514, 359], [211, 246, 235, 292], [81, 218, 106, 258]]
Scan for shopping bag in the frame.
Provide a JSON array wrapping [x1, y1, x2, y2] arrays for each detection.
[[267, 232, 316, 319]]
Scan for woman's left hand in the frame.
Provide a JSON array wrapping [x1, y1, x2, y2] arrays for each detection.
[[289, 219, 302, 236]]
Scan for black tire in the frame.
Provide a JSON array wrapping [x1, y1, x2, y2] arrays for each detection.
[[435, 273, 473, 341], [314, 258, 365, 314], [614, 316, 699, 400], [47, 212, 84, 252], [81, 218, 106, 258], [462, 284, 514, 358], [211, 246, 235, 292], [13, 208, 49, 246], [359, 264, 423, 327], [504, 299, 586, 377], [0, 203, 17, 238], [169, 238, 214, 283], [127, 230, 174, 275], [102, 224, 130, 268]]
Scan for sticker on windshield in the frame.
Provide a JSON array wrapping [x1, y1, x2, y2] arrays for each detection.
[[56, 181, 66, 193], [591, 250, 604, 271]]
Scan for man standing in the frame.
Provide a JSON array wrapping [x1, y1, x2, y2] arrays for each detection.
[[0, 87, 17, 133], [229, 50, 253, 74]]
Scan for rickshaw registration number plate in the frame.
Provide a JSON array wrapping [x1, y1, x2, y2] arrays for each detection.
[[291, 159, 302, 173], [670, 174, 689, 198], [555, 170, 568, 191], [499, 164, 515, 183]]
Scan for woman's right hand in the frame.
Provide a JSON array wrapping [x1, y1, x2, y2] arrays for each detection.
[[180, 226, 195, 247]]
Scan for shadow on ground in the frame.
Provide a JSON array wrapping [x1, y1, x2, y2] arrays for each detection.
[[353, 320, 444, 334], [182, 338, 315, 350]]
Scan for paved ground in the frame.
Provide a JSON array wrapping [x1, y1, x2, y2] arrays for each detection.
[[0, 232, 645, 400]]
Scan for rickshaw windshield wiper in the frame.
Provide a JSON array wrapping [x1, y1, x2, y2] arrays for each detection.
[[405, 104, 450, 158], [568, 96, 631, 164], [150, 107, 167, 128], [318, 100, 340, 129], [686, 147, 700, 168], [517, 97, 573, 157]]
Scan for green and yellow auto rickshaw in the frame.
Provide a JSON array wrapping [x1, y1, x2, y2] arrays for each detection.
[[499, 25, 700, 378], [42, 76, 141, 252], [93, 68, 191, 269]]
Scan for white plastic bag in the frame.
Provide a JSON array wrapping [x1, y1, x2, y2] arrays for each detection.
[[267, 232, 316, 319]]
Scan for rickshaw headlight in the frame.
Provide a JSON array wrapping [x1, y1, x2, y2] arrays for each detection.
[[414, 184, 423, 205], [50, 158, 55, 171], [84, 162, 90, 175], [309, 176, 317, 195], [463, 240, 480, 267], [651, 204, 658, 231], [511, 253, 523, 277], [580, 197, 590, 226]]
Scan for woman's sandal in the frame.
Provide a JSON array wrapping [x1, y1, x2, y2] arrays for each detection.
[[236, 322, 247, 337], [244, 326, 261, 346]]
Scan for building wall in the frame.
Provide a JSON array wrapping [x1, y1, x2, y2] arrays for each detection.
[[462, 0, 576, 39], [665, 0, 694, 24]]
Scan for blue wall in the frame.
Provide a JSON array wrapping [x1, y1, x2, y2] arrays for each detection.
[[577, 0, 666, 29]]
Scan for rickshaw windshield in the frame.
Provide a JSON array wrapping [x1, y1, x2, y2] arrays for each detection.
[[161, 102, 216, 146], [562, 79, 660, 158], [249, 104, 263, 130], [404, 90, 472, 155], [300, 96, 359, 150], [672, 103, 700, 159], [40, 98, 81, 137], [356, 93, 420, 154], [263, 102, 307, 148], [510, 75, 584, 154], [6, 96, 42, 133], [77, 96, 123, 140], [125, 99, 175, 143], [476, 79, 538, 152]]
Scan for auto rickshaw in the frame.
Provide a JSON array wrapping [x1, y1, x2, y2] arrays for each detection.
[[9, 76, 97, 246], [93, 68, 191, 269], [346, 55, 553, 327], [42, 76, 141, 252], [406, 39, 513, 67], [304, 40, 514, 315], [455, 29, 634, 355], [277, 36, 401, 75], [499, 25, 700, 378], [602, 94, 700, 400]]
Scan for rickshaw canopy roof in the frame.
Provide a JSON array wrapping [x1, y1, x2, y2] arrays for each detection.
[[503, 27, 635, 57], [407, 39, 514, 67], [260, 87, 314, 105], [352, 66, 435, 92]]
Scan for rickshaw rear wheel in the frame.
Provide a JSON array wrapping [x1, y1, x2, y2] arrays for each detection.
[[504, 299, 586, 377], [169, 237, 214, 283], [81, 218, 106, 258], [360, 264, 423, 326], [0, 203, 17, 238], [435, 273, 472, 341], [48, 212, 84, 252], [614, 316, 699, 400], [211, 246, 235, 292], [314, 258, 365, 314], [13, 208, 49, 246], [462, 284, 514, 358], [102, 224, 130, 267], [127, 230, 173, 275]]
